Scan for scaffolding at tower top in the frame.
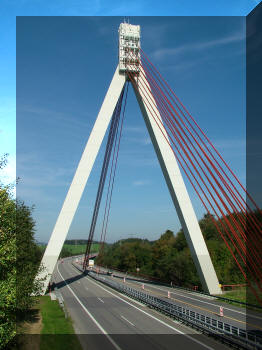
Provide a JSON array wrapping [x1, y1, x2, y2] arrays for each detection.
[[119, 23, 141, 73]]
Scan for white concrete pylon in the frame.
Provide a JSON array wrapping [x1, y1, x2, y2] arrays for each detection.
[[130, 67, 221, 295], [36, 66, 126, 295], [36, 23, 221, 296]]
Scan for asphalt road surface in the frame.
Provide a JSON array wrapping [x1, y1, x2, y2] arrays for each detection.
[[94, 266, 262, 333], [52, 258, 233, 350]]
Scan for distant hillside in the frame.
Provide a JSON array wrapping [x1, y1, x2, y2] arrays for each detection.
[[36, 241, 47, 246], [38, 241, 109, 258], [65, 239, 101, 245]]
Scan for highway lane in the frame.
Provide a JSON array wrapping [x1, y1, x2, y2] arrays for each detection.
[[94, 265, 262, 332], [52, 259, 231, 350]]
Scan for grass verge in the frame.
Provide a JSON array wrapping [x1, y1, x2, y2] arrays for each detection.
[[39, 295, 82, 350], [217, 288, 262, 311], [16, 296, 82, 350]]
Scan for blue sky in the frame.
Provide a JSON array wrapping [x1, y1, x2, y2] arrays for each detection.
[[0, 1, 260, 243]]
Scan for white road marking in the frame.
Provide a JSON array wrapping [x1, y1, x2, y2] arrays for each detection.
[[70, 264, 145, 307], [98, 297, 104, 303], [57, 264, 123, 350], [114, 290, 146, 307], [133, 281, 254, 319], [85, 286, 89, 291], [121, 315, 135, 326], [86, 275, 215, 350], [102, 269, 261, 321]]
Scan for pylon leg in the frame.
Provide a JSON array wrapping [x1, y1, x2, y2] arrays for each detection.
[[131, 68, 221, 295], [36, 66, 126, 294]]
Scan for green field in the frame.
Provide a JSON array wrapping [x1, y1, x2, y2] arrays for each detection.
[[222, 288, 262, 309], [63, 243, 100, 254], [39, 243, 100, 256]]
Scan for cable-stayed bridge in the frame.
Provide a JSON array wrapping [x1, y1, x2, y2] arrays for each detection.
[[37, 22, 262, 311]]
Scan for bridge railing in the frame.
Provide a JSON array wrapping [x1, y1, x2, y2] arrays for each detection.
[[95, 264, 262, 310], [88, 270, 262, 350]]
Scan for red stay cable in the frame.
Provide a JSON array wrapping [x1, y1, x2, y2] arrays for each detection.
[[136, 52, 262, 262], [141, 49, 262, 216], [140, 61, 249, 237], [126, 70, 249, 276], [139, 59, 262, 264], [125, 65, 262, 290], [127, 69, 262, 298], [136, 66, 262, 281], [141, 52, 262, 241], [131, 62, 248, 254], [138, 58, 262, 272], [141, 52, 262, 239]]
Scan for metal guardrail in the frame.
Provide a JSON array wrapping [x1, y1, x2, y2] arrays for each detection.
[[54, 287, 68, 318], [88, 271, 262, 350], [150, 280, 262, 310], [97, 264, 262, 310]]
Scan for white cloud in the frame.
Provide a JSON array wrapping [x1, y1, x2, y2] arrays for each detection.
[[16, 152, 75, 188], [132, 179, 151, 186], [213, 138, 246, 150], [19, 105, 90, 130], [124, 136, 151, 146], [143, 137, 151, 145], [151, 30, 245, 61], [124, 125, 145, 133]]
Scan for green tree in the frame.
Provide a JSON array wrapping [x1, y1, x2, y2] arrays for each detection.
[[96, 213, 248, 291], [0, 154, 45, 349], [59, 246, 72, 258], [0, 165, 16, 348], [151, 230, 175, 281], [16, 200, 45, 313], [199, 213, 220, 241]]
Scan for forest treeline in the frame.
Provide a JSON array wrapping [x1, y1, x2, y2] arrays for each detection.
[[64, 239, 100, 245], [97, 212, 261, 290]]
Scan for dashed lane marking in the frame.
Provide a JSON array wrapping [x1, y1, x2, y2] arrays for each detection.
[[85, 275, 215, 350], [57, 264, 123, 350], [121, 315, 135, 327]]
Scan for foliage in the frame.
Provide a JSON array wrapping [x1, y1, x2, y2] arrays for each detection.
[[0, 178, 16, 348], [64, 239, 100, 245], [97, 213, 247, 290], [59, 246, 72, 259], [16, 200, 46, 310], [0, 154, 45, 349]]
